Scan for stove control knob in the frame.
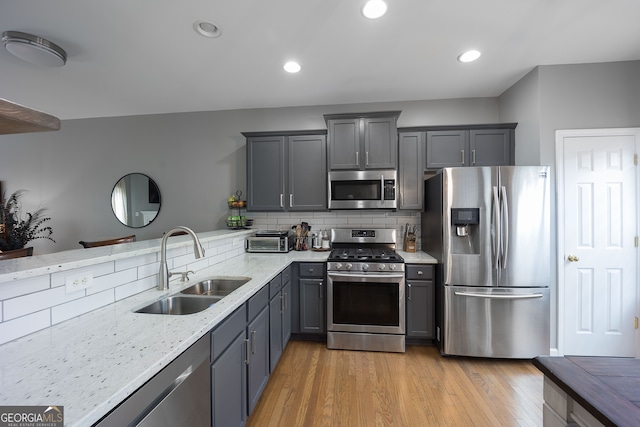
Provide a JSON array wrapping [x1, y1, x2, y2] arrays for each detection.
[[378, 264, 386, 271], [389, 264, 398, 271], [345, 263, 353, 271], [335, 262, 343, 270], [362, 263, 369, 271]]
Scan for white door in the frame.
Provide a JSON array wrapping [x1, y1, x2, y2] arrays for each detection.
[[558, 129, 639, 357]]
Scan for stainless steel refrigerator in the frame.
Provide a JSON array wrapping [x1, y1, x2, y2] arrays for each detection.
[[422, 166, 550, 358]]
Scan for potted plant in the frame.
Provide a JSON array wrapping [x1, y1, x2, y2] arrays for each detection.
[[0, 189, 55, 255]]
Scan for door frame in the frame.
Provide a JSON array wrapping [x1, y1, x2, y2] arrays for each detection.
[[555, 127, 640, 357]]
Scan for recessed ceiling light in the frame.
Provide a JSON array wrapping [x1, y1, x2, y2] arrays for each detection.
[[193, 21, 222, 38], [283, 61, 301, 73], [458, 50, 481, 63], [1, 31, 67, 67], [362, 0, 388, 19]]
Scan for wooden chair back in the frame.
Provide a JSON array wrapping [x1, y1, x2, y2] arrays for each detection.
[[0, 247, 34, 260], [79, 235, 136, 248]]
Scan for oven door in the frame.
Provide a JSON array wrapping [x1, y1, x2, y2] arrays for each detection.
[[327, 271, 405, 334]]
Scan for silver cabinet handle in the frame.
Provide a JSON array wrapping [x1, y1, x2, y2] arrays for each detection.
[[461, 149, 465, 165], [280, 194, 284, 208], [407, 283, 412, 301], [472, 149, 476, 165], [417, 270, 423, 276], [280, 294, 284, 314], [366, 151, 369, 165], [244, 339, 250, 365], [251, 330, 256, 354], [355, 151, 359, 165], [319, 281, 323, 299], [454, 292, 543, 299], [289, 194, 293, 207]]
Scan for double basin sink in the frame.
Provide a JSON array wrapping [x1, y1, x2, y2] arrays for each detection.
[[135, 276, 251, 315]]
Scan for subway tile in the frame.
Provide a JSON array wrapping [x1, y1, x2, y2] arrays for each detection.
[[115, 276, 156, 301], [138, 261, 161, 279], [0, 275, 50, 300], [51, 290, 115, 325], [0, 310, 51, 345], [4, 286, 85, 320], [86, 269, 138, 295]]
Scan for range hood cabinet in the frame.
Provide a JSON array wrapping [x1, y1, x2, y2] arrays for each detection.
[[0, 98, 60, 135]]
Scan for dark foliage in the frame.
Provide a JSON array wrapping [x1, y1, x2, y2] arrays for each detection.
[[0, 190, 55, 251]]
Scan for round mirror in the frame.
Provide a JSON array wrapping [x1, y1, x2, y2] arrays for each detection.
[[111, 173, 161, 228]]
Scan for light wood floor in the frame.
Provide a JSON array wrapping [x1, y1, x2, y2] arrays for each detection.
[[246, 340, 543, 427]]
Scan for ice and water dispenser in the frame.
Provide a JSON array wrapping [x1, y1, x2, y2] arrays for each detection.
[[450, 208, 480, 254]]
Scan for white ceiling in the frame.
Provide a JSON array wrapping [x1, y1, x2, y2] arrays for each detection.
[[1, 0, 639, 121]]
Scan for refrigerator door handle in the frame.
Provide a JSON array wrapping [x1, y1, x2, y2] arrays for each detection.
[[454, 292, 544, 299], [492, 186, 500, 269], [500, 185, 509, 269]]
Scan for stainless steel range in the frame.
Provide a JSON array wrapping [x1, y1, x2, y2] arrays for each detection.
[[327, 229, 406, 353]]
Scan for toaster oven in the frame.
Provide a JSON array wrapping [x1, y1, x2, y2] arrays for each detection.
[[245, 230, 295, 253]]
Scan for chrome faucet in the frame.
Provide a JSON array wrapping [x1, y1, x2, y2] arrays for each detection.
[[158, 226, 205, 291]]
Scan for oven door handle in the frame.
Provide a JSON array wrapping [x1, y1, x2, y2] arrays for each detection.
[[328, 272, 405, 281]]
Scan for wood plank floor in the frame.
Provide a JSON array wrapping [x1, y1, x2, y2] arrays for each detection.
[[246, 340, 543, 427]]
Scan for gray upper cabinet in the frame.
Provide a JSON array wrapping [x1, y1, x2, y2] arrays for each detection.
[[398, 132, 425, 210], [426, 130, 469, 168], [244, 131, 327, 211], [325, 111, 400, 170], [425, 125, 515, 169], [399, 124, 516, 210]]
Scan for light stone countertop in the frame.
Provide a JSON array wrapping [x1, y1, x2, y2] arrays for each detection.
[[0, 245, 436, 426]]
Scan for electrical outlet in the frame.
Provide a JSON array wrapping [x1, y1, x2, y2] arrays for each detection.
[[65, 272, 94, 293]]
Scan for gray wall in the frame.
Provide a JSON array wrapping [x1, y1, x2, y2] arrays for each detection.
[[498, 59, 640, 351], [0, 98, 499, 254]]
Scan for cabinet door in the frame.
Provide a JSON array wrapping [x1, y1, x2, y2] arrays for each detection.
[[469, 129, 512, 166], [247, 306, 269, 415], [328, 118, 360, 170], [426, 130, 469, 168], [247, 136, 286, 211], [282, 281, 292, 347], [363, 116, 397, 169], [299, 278, 325, 334], [398, 131, 425, 210], [406, 280, 435, 338], [211, 332, 246, 427], [269, 294, 283, 372], [288, 134, 327, 210]]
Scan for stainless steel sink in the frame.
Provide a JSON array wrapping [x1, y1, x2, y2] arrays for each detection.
[[180, 276, 251, 297], [135, 295, 221, 315]]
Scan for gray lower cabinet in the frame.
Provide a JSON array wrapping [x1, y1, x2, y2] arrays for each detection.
[[269, 268, 292, 372], [211, 285, 270, 427], [298, 262, 326, 334], [325, 112, 400, 170], [244, 131, 327, 211], [405, 264, 435, 339]]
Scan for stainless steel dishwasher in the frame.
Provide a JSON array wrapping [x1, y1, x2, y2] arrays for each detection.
[[96, 334, 211, 427]]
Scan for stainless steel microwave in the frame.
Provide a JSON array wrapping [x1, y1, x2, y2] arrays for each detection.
[[328, 169, 397, 210]]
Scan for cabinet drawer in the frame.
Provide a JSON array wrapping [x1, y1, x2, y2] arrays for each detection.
[[211, 305, 247, 362], [248, 285, 269, 322], [405, 264, 433, 280], [281, 266, 292, 286], [298, 262, 324, 278], [269, 273, 283, 299]]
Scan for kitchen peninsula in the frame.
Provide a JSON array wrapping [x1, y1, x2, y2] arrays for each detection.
[[0, 229, 435, 426], [534, 356, 640, 427]]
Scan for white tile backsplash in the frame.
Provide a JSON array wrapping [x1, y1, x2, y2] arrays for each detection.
[[0, 233, 250, 344], [0, 310, 51, 344]]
